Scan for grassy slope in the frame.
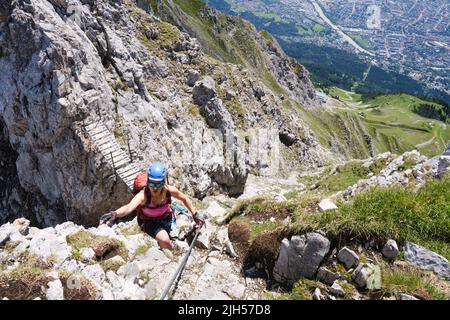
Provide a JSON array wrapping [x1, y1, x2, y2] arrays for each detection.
[[231, 175, 450, 260], [295, 176, 450, 260], [231, 175, 450, 300], [158, 0, 289, 97], [152, 1, 448, 160], [294, 101, 372, 159], [328, 87, 450, 157]]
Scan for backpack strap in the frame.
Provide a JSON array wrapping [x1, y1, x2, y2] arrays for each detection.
[[166, 190, 172, 204], [143, 187, 171, 207]]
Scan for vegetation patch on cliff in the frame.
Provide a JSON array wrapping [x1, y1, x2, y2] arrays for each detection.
[[67, 230, 128, 262], [295, 175, 450, 260], [228, 174, 449, 282]]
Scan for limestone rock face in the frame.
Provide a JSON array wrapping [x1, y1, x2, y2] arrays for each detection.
[[0, 0, 330, 227]]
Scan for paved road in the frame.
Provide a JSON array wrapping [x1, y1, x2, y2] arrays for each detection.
[[310, 0, 375, 57]]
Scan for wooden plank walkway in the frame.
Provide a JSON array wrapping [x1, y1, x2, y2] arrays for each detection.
[[83, 120, 141, 191]]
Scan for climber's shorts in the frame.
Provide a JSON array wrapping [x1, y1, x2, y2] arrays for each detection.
[[138, 213, 173, 239]]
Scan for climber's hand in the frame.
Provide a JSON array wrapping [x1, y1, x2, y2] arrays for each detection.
[[193, 212, 204, 229], [99, 211, 117, 227]]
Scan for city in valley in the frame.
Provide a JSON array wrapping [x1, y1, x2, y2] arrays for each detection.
[[208, 0, 449, 98]]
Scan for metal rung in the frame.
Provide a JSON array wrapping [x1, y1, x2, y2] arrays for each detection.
[[85, 122, 103, 131], [117, 166, 141, 176], [112, 157, 129, 167], [90, 129, 111, 139], [107, 147, 127, 157], [97, 141, 116, 150], [108, 149, 126, 159], [114, 161, 128, 170], [99, 143, 121, 154], [100, 146, 121, 156], [107, 150, 128, 161], [109, 154, 129, 165], [120, 169, 140, 181], [116, 164, 138, 174], [87, 126, 109, 135], [91, 133, 111, 143], [125, 183, 134, 191], [93, 134, 114, 144]]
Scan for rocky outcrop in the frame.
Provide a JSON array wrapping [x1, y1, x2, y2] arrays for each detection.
[[254, 30, 319, 108], [192, 76, 235, 133], [273, 232, 330, 284], [337, 247, 359, 270], [153, 1, 320, 109], [351, 263, 381, 290], [404, 241, 450, 280], [0, 216, 260, 300], [382, 240, 399, 261], [0, 0, 331, 226], [340, 150, 436, 201]]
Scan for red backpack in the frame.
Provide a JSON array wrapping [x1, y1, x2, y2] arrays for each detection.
[[132, 171, 148, 196]]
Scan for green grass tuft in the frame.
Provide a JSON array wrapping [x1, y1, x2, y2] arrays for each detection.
[[294, 176, 450, 259], [67, 230, 128, 262], [381, 267, 449, 300]]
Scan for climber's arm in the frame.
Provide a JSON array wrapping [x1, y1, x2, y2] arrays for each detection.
[[115, 189, 145, 218], [166, 185, 196, 216]]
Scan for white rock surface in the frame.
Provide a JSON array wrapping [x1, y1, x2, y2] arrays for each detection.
[[46, 280, 64, 300], [318, 199, 338, 211]]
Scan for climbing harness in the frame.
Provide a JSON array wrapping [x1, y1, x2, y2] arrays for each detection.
[[159, 222, 204, 300]]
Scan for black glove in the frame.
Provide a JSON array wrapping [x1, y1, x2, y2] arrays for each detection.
[[193, 212, 204, 229], [99, 211, 117, 227]]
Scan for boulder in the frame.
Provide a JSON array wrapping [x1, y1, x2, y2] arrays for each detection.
[[186, 70, 200, 87], [172, 214, 193, 240], [28, 233, 71, 266], [122, 234, 148, 258], [316, 267, 341, 285], [273, 233, 330, 284], [351, 263, 381, 290], [136, 247, 171, 270], [382, 239, 399, 261], [0, 229, 10, 247], [436, 155, 450, 178], [80, 247, 96, 260], [82, 264, 106, 287], [318, 199, 337, 211], [223, 283, 246, 299], [195, 221, 216, 250], [46, 279, 64, 300], [273, 194, 287, 202], [190, 286, 231, 300], [11, 240, 30, 258], [55, 222, 83, 237], [399, 293, 419, 300], [312, 288, 324, 300], [192, 76, 217, 106], [117, 261, 142, 281], [122, 280, 146, 300], [60, 259, 85, 274], [205, 201, 227, 221], [330, 281, 345, 297], [13, 218, 30, 235], [337, 247, 359, 270], [404, 241, 450, 279]]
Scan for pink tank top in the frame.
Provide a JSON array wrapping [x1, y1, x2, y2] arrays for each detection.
[[141, 195, 172, 218]]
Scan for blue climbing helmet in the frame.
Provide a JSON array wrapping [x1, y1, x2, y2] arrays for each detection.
[[147, 162, 167, 182]]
